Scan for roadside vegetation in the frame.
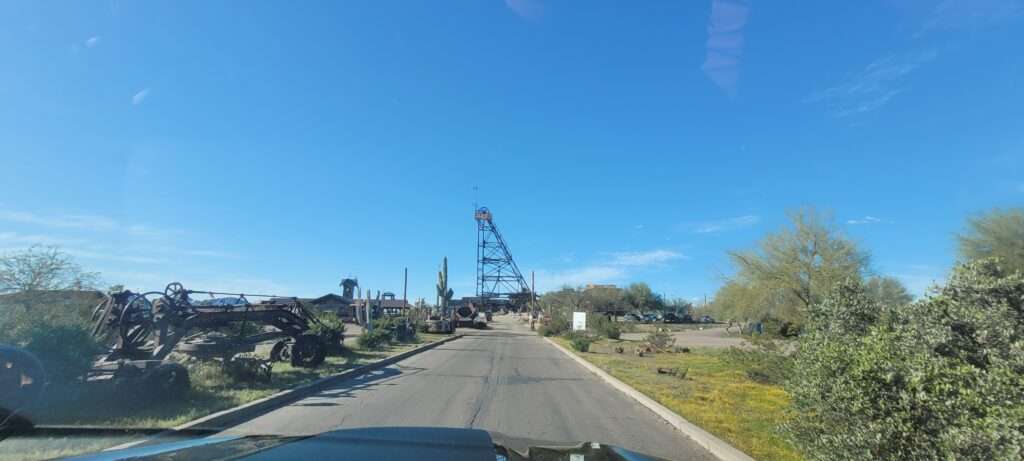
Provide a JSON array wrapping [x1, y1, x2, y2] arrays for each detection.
[[553, 336, 799, 461], [0, 245, 443, 432], [542, 207, 1024, 461]]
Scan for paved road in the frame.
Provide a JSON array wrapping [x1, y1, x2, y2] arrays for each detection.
[[223, 316, 715, 461]]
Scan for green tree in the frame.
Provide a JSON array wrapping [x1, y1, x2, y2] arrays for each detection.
[[581, 286, 623, 313], [540, 287, 583, 318], [785, 260, 1024, 460], [0, 245, 101, 298], [0, 246, 104, 383], [665, 298, 694, 315], [958, 208, 1024, 274], [863, 276, 913, 307], [623, 282, 663, 312], [725, 208, 869, 328]]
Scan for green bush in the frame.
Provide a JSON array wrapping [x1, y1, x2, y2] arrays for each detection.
[[309, 313, 346, 354], [538, 315, 570, 337], [785, 260, 1024, 460], [643, 330, 675, 350], [373, 316, 417, 343], [589, 314, 621, 339], [722, 336, 792, 385], [566, 332, 593, 352], [357, 328, 392, 351], [23, 324, 100, 384]]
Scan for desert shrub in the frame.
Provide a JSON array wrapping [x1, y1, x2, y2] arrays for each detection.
[[374, 316, 417, 343], [23, 324, 100, 384], [589, 314, 621, 339], [723, 336, 792, 385], [357, 328, 392, 350], [644, 330, 675, 350], [785, 260, 1024, 460], [309, 313, 346, 337], [565, 331, 594, 352], [310, 313, 346, 354], [538, 315, 570, 337]]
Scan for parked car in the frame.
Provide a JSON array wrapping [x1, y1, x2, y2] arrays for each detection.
[[661, 313, 682, 323], [621, 313, 642, 323], [662, 313, 694, 324], [699, 315, 715, 324]]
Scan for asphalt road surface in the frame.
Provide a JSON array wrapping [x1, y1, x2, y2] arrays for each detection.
[[223, 316, 716, 461]]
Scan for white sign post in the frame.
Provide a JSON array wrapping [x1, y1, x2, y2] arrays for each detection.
[[572, 311, 587, 331]]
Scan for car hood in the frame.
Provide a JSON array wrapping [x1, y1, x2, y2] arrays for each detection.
[[61, 427, 671, 461]]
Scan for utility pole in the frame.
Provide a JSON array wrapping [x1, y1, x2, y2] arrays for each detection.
[[365, 289, 373, 333], [531, 270, 536, 314], [403, 267, 408, 306]]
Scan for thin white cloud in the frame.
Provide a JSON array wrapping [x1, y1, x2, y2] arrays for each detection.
[[0, 210, 117, 231], [65, 248, 169, 265], [806, 50, 938, 117], [535, 266, 626, 291], [919, 0, 1023, 34], [701, 0, 751, 97], [691, 214, 760, 233], [536, 248, 684, 292], [634, 224, 645, 230], [0, 232, 87, 247], [85, 36, 101, 48], [183, 249, 239, 259], [0, 208, 237, 266], [504, 0, 543, 20], [132, 88, 150, 105], [609, 249, 685, 266], [847, 215, 885, 225]]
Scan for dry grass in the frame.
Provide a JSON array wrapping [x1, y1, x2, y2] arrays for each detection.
[[554, 337, 800, 461]]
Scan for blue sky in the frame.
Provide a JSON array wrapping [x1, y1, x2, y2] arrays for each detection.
[[1, 1, 1021, 302]]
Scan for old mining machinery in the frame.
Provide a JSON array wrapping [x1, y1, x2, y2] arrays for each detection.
[[88, 282, 336, 397]]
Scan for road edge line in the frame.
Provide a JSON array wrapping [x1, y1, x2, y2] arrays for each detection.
[[105, 334, 463, 451], [543, 337, 755, 461]]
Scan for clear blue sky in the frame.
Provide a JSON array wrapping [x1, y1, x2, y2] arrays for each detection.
[[1, 1, 1021, 302]]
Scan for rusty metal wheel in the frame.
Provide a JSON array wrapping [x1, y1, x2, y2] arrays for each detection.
[[269, 341, 291, 362], [164, 282, 189, 305], [118, 292, 163, 352], [290, 334, 325, 368]]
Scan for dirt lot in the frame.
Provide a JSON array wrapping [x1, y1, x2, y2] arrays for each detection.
[[621, 325, 746, 349]]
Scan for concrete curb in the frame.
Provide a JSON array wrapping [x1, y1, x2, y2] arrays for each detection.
[[543, 337, 755, 461], [106, 334, 463, 451]]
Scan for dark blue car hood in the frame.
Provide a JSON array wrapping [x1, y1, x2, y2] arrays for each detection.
[[61, 427, 669, 461]]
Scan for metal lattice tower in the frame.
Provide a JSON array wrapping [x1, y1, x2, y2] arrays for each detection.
[[475, 207, 530, 304]]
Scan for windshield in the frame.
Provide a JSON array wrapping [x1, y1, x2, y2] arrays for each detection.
[[2, 2, 1023, 461]]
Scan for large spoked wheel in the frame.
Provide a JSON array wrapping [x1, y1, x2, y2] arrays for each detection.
[[290, 334, 326, 368], [164, 282, 189, 305], [269, 341, 292, 363], [118, 292, 163, 352]]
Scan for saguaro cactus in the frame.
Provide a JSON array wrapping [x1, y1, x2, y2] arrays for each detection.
[[437, 257, 454, 314]]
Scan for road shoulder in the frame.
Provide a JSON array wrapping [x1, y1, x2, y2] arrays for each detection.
[[543, 336, 755, 461]]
